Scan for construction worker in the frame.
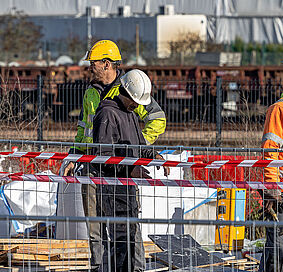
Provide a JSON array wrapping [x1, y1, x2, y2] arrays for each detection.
[[260, 96, 283, 272], [60, 40, 166, 270], [64, 39, 166, 160], [88, 69, 169, 271]]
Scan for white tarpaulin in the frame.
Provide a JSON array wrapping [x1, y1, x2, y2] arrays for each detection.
[[0, 171, 58, 235], [209, 16, 283, 43], [139, 151, 189, 241], [183, 188, 217, 245], [1, 0, 283, 16]]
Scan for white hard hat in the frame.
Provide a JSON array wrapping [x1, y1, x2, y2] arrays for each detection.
[[120, 69, 152, 105]]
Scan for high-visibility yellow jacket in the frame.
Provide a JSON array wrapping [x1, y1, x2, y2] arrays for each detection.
[[262, 98, 283, 182], [72, 73, 166, 153]]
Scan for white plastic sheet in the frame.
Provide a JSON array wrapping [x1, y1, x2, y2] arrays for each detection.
[[2, 171, 58, 234]]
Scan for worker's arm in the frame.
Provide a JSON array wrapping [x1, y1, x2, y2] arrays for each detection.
[[262, 139, 281, 182], [74, 107, 85, 145], [134, 97, 166, 145], [262, 103, 283, 182], [69, 95, 89, 154]]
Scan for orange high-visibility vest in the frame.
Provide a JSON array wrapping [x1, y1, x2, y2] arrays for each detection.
[[262, 99, 283, 182]]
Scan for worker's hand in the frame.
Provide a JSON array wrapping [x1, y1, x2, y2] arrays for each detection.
[[130, 166, 151, 178], [155, 154, 170, 177], [63, 162, 75, 176]]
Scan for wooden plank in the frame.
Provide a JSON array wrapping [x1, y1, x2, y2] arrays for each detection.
[[0, 246, 18, 255], [0, 267, 46, 272], [196, 262, 227, 268], [43, 265, 90, 270], [0, 239, 88, 244], [226, 259, 248, 264], [144, 241, 163, 258], [11, 253, 60, 261], [245, 254, 261, 264], [16, 247, 89, 255], [146, 268, 169, 272], [3, 242, 89, 250], [6, 266, 90, 272], [0, 247, 19, 264], [59, 252, 91, 259], [12, 260, 89, 266]]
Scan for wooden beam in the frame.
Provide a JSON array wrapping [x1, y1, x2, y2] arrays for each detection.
[[0, 239, 88, 244], [3, 242, 89, 250], [11, 253, 60, 261], [16, 247, 89, 255]]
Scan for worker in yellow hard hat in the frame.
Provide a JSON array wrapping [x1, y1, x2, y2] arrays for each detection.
[[69, 39, 166, 151], [85, 39, 122, 62], [58, 39, 167, 271]]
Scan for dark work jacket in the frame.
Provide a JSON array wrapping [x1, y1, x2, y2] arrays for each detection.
[[91, 96, 157, 177]]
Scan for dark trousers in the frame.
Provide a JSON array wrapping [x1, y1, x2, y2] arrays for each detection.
[[260, 211, 283, 272], [82, 184, 145, 272]]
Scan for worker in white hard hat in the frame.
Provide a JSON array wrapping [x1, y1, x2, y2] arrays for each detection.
[[85, 69, 170, 272], [65, 39, 166, 158]]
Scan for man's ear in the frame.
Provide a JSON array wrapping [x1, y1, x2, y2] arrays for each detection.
[[104, 60, 111, 70]]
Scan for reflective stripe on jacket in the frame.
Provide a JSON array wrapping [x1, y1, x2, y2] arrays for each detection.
[[262, 99, 283, 182], [73, 83, 166, 153]]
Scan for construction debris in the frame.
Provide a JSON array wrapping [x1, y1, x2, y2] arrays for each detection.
[[146, 234, 260, 271], [0, 239, 90, 271], [0, 236, 262, 271]]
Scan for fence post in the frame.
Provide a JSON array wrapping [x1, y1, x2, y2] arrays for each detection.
[[216, 76, 222, 147], [37, 75, 43, 145]]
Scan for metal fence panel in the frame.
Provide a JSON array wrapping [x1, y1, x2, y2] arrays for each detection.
[[0, 77, 281, 146], [0, 140, 281, 270]]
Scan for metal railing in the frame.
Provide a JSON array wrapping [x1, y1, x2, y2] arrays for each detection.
[[0, 76, 281, 147], [0, 140, 282, 270]]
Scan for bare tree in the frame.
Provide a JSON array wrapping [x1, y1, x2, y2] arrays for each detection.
[[66, 35, 87, 63], [0, 9, 42, 63], [168, 31, 205, 60]]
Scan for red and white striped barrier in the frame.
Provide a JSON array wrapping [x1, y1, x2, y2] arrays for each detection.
[[0, 173, 282, 189], [1, 151, 283, 169]]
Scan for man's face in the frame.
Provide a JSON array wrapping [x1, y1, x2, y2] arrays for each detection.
[[122, 96, 139, 112], [88, 60, 106, 82]]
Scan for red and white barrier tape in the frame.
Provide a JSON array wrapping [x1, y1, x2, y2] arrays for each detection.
[[0, 173, 282, 189], [1, 151, 283, 169]]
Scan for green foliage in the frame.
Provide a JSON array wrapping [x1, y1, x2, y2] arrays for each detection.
[[231, 36, 245, 52], [229, 36, 283, 65], [0, 9, 43, 62]]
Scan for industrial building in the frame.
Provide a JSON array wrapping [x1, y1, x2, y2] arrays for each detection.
[[0, 0, 283, 59]]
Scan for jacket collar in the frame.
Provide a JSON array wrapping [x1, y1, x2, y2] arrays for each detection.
[[89, 69, 125, 95]]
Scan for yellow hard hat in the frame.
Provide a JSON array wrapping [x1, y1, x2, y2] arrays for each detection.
[[85, 40, 122, 62]]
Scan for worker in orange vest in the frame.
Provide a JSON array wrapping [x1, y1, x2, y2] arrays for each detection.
[[260, 97, 283, 272]]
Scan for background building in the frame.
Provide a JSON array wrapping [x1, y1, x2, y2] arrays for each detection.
[[1, 0, 283, 64]]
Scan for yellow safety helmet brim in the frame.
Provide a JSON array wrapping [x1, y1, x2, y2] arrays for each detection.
[[85, 40, 122, 61]]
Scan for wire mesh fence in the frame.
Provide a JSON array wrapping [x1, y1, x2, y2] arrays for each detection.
[[0, 76, 281, 147], [0, 140, 282, 270]]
